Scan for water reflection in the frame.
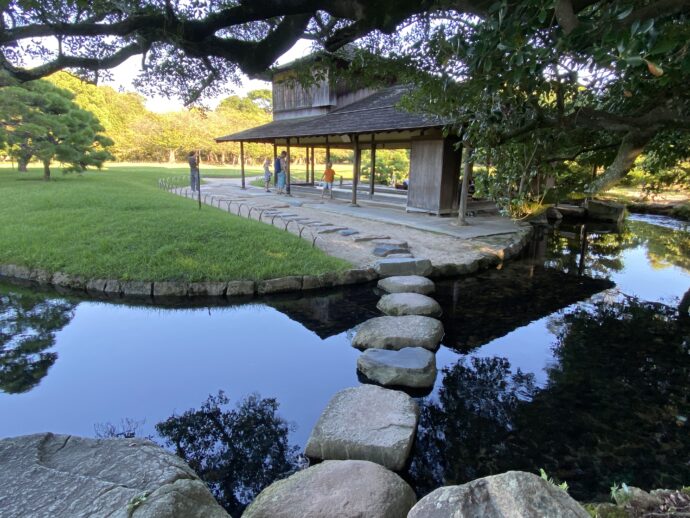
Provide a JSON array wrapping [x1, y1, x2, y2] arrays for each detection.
[[0, 284, 76, 394], [408, 296, 690, 500], [156, 391, 301, 516]]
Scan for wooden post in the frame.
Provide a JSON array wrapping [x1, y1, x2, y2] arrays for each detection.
[[350, 134, 360, 206], [240, 141, 246, 189], [310, 146, 315, 184], [305, 147, 309, 183], [457, 143, 473, 226], [273, 143, 278, 186], [325, 135, 330, 163], [286, 138, 292, 196], [369, 136, 376, 199]]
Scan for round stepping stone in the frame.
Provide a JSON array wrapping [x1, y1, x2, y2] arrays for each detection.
[[305, 385, 419, 471], [243, 460, 416, 518], [358, 347, 437, 388], [352, 315, 444, 351], [377, 293, 442, 318], [378, 275, 435, 295]]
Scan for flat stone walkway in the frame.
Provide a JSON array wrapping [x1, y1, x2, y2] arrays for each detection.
[[177, 178, 530, 269]]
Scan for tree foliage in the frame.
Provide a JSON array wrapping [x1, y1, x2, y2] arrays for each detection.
[[0, 79, 113, 178], [1, 1, 688, 197], [155, 391, 301, 516]]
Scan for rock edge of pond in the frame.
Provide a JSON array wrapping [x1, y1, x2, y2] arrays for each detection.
[[0, 227, 532, 300]]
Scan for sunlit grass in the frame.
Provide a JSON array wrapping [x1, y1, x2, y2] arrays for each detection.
[[0, 163, 350, 281]]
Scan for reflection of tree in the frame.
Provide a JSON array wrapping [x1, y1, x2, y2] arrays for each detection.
[[156, 392, 301, 516], [409, 298, 690, 501], [628, 220, 690, 273], [408, 357, 536, 495], [545, 220, 690, 278], [0, 287, 76, 393]]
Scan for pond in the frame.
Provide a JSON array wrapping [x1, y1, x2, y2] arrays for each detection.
[[1, 214, 689, 513]]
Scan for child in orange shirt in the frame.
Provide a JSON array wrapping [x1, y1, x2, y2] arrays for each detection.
[[321, 162, 336, 199]]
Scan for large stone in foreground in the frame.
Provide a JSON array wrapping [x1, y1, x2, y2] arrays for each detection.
[[377, 292, 442, 317], [407, 471, 589, 518], [305, 385, 419, 471], [378, 275, 435, 295], [0, 433, 230, 518], [352, 315, 444, 351], [243, 460, 416, 518], [374, 258, 433, 277], [357, 347, 437, 388]]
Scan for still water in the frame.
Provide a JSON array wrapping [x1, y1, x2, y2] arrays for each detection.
[[1, 214, 689, 511]]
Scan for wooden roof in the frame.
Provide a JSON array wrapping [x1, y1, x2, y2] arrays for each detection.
[[215, 85, 446, 144]]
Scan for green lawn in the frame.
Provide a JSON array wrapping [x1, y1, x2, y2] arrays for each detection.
[[0, 163, 350, 282]]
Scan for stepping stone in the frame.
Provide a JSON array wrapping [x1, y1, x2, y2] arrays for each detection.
[[385, 253, 414, 258], [353, 235, 390, 242], [358, 347, 437, 389], [375, 258, 433, 277], [378, 275, 435, 295], [287, 200, 304, 207], [373, 245, 410, 257], [373, 240, 408, 248], [408, 471, 590, 518], [352, 315, 444, 351], [305, 385, 419, 471], [243, 460, 416, 518], [377, 293, 442, 318], [339, 229, 359, 236], [318, 226, 348, 234], [269, 204, 290, 209], [307, 222, 330, 227]]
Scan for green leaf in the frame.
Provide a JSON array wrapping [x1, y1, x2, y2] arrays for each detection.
[[624, 56, 644, 66], [648, 39, 677, 56], [638, 19, 654, 34], [630, 20, 640, 35], [617, 6, 633, 20]]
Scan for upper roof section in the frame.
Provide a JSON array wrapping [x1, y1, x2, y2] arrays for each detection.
[[216, 85, 445, 143]]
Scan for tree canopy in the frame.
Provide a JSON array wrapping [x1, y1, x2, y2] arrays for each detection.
[[0, 79, 113, 178], [1, 1, 688, 194]]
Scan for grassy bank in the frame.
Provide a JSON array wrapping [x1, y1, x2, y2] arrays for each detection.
[[0, 164, 350, 282]]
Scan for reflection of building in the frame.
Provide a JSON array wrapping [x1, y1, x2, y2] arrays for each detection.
[[265, 286, 380, 339], [216, 59, 464, 215], [436, 263, 614, 352]]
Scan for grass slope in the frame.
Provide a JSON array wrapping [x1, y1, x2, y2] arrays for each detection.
[[0, 164, 350, 281]]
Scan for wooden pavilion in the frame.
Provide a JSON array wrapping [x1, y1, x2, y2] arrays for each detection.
[[216, 65, 466, 215]]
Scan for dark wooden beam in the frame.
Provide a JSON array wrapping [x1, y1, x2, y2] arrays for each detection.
[[350, 134, 360, 206], [240, 141, 246, 189]]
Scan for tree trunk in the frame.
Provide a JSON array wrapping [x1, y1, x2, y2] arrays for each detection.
[[18, 156, 29, 172], [168, 149, 176, 163], [43, 159, 51, 180], [457, 144, 473, 226], [679, 287, 690, 321], [587, 130, 654, 193]]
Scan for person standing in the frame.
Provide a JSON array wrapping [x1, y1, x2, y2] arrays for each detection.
[[263, 157, 272, 192], [188, 151, 200, 192], [320, 161, 336, 199], [275, 151, 287, 194]]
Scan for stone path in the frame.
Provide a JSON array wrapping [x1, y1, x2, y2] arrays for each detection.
[[170, 178, 532, 273]]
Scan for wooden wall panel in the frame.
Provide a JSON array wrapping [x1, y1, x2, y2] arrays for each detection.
[[407, 138, 461, 214]]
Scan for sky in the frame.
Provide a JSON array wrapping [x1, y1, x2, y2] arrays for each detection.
[[101, 39, 315, 113]]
